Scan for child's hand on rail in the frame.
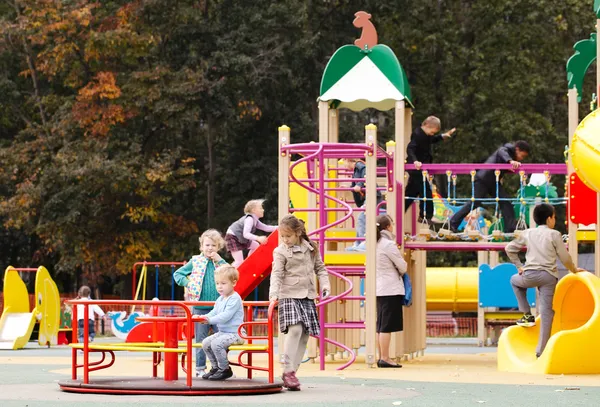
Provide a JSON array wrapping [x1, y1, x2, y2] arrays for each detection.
[[192, 315, 208, 324]]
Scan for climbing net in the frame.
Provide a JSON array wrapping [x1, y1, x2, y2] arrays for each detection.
[[405, 169, 567, 242]]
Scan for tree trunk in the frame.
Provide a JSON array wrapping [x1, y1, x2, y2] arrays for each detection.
[[11, 0, 50, 138], [206, 120, 215, 227]]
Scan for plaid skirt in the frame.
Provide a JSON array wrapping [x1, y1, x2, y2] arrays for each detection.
[[279, 298, 320, 336], [225, 233, 250, 252]]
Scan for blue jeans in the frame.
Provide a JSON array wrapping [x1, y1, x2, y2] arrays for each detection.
[[353, 204, 386, 249], [193, 308, 218, 370], [357, 205, 366, 240], [78, 319, 96, 342]]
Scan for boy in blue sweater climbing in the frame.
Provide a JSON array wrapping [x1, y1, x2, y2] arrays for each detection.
[[174, 229, 228, 377], [195, 264, 245, 380]]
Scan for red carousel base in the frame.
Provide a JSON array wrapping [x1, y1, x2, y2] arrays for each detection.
[[58, 376, 283, 396]]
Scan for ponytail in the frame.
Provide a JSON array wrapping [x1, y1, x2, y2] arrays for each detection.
[[376, 214, 393, 241]]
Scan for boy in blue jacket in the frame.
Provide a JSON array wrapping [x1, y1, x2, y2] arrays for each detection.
[[196, 265, 244, 381]]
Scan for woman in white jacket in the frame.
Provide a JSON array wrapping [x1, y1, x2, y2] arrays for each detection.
[[376, 214, 407, 368]]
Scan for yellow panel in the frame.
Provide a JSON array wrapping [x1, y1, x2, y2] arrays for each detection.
[[289, 161, 309, 224], [498, 272, 600, 374], [425, 267, 478, 312], [576, 230, 596, 241], [71, 343, 269, 352], [324, 230, 357, 238], [0, 266, 37, 350], [2, 267, 30, 313], [572, 109, 600, 192], [324, 252, 366, 265], [327, 167, 338, 226], [484, 312, 523, 320], [35, 266, 60, 347]]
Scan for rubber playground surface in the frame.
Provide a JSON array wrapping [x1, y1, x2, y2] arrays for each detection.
[[1, 338, 599, 407]]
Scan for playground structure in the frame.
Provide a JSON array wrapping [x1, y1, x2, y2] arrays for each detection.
[[0, 266, 61, 349], [59, 298, 281, 395], [273, 11, 572, 370], [271, 8, 600, 374]]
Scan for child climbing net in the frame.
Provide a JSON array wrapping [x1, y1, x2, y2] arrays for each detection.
[[405, 170, 567, 242]]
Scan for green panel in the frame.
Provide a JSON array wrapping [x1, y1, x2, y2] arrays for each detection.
[[595, 0, 600, 18], [368, 45, 413, 107], [320, 45, 365, 96], [320, 43, 413, 108], [566, 33, 597, 103]]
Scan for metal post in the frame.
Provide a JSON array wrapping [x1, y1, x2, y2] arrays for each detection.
[[364, 124, 378, 367], [596, 18, 600, 277], [155, 264, 159, 299], [277, 125, 291, 365], [567, 88, 579, 266]]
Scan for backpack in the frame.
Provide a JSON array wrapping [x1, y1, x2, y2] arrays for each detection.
[[402, 273, 413, 307]]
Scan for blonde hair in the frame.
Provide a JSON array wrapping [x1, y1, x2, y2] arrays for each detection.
[[422, 116, 441, 129], [244, 199, 265, 214], [214, 265, 239, 283], [199, 229, 225, 251]]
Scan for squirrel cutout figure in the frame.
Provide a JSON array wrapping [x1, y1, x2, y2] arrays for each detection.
[[353, 11, 378, 50]]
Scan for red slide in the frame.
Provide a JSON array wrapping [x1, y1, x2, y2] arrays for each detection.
[[235, 231, 279, 299]]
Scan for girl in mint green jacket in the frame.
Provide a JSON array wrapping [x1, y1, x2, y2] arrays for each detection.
[[174, 229, 228, 377]]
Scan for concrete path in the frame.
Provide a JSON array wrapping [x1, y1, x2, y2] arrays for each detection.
[[0, 341, 598, 407]]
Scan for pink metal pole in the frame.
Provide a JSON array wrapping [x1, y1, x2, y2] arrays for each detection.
[[404, 242, 510, 251], [396, 182, 403, 245], [83, 304, 89, 384], [318, 148, 326, 371]]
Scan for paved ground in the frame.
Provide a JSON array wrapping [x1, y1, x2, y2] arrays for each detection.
[[1, 340, 598, 407]]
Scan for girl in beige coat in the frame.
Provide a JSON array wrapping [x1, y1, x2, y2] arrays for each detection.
[[269, 215, 330, 391], [376, 214, 407, 368]]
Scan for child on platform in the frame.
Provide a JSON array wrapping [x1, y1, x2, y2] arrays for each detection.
[[76, 285, 106, 343], [505, 203, 585, 358], [174, 229, 228, 377], [269, 215, 330, 391], [225, 199, 277, 266], [197, 265, 245, 381]]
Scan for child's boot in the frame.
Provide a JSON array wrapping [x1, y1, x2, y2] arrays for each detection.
[[282, 371, 300, 391]]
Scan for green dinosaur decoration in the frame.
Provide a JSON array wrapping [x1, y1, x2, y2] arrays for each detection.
[[566, 33, 597, 102]]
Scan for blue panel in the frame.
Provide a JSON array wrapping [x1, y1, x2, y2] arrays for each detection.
[[360, 278, 365, 308], [479, 263, 536, 308]]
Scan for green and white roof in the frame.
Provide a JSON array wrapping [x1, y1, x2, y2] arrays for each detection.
[[319, 44, 413, 111]]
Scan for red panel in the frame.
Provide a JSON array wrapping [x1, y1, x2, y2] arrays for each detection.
[[569, 173, 597, 226], [236, 231, 279, 300], [126, 322, 165, 343]]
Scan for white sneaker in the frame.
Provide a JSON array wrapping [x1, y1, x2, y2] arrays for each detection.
[[196, 369, 206, 377]]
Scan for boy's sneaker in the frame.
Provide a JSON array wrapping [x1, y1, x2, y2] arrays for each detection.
[[202, 367, 219, 380], [195, 369, 206, 378], [208, 367, 233, 381], [516, 314, 535, 327]]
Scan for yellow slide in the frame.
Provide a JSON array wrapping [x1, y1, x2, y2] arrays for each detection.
[[0, 266, 60, 350], [497, 272, 600, 374]]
